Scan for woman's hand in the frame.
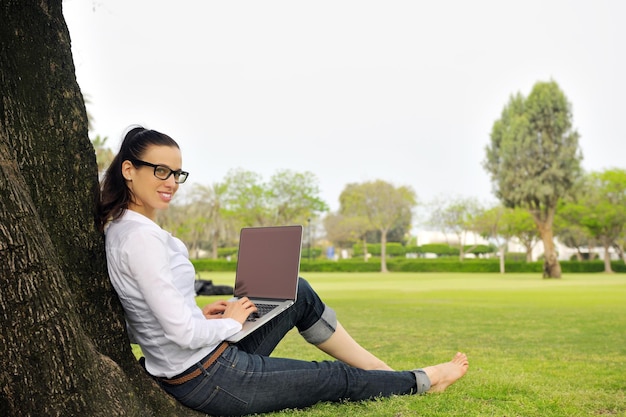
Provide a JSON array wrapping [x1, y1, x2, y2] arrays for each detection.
[[222, 297, 258, 325], [202, 298, 257, 324], [202, 300, 229, 319]]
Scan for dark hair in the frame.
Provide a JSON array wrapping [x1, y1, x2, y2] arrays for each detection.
[[96, 126, 180, 232]]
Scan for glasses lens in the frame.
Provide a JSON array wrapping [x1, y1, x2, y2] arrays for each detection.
[[175, 171, 189, 184], [154, 166, 171, 180]]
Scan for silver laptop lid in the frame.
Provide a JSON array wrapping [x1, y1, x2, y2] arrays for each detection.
[[234, 225, 303, 301]]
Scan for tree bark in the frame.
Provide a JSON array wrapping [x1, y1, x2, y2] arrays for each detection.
[[0, 1, 204, 415], [541, 236, 562, 278], [362, 236, 368, 261], [575, 249, 583, 262], [525, 246, 533, 262], [456, 232, 466, 262], [615, 244, 626, 264], [602, 238, 613, 273], [531, 208, 561, 278], [380, 228, 389, 273], [499, 243, 506, 274]]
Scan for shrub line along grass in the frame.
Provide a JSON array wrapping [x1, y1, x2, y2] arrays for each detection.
[[183, 272, 626, 416], [192, 258, 626, 273]]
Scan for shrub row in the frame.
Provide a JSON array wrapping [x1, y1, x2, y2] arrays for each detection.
[[214, 247, 324, 261], [192, 259, 238, 272], [191, 258, 626, 273], [215, 243, 497, 259], [353, 243, 496, 256]]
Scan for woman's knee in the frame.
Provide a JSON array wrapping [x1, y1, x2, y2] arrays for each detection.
[[295, 278, 337, 344], [299, 306, 337, 345]]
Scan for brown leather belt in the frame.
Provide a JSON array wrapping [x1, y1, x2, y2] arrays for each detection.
[[158, 341, 229, 385]]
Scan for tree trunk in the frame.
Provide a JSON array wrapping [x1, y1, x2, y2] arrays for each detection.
[[602, 238, 613, 273], [380, 228, 389, 273], [499, 243, 506, 274], [211, 230, 219, 259], [362, 236, 368, 261], [575, 248, 583, 262], [0, 1, 203, 415], [525, 245, 533, 262], [613, 243, 625, 264], [456, 232, 465, 262], [532, 210, 561, 278]]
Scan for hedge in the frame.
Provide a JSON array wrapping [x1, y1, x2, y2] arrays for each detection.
[[191, 258, 626, 273], [217, 247, 238, 257], [214, 247, 323, 259], [352, 243, 496, 257], [212, 243, 497, 259], [191, 259, 238, 272], [353, 242, 406, 256]]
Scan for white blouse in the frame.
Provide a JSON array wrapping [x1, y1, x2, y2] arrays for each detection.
[[105, 210, 240, 378]]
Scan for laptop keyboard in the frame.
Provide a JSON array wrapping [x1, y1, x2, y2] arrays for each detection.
[[247, 303, 278, 321]]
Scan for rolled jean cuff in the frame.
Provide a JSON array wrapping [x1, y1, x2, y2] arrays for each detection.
[[299, 305, 337, 345], [412, 369, 431, 394]]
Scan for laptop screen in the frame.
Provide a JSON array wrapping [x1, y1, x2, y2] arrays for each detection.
[[234, 225, 302, 300]]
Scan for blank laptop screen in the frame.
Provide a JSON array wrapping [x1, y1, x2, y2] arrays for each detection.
[[234, 225, 302, 300]]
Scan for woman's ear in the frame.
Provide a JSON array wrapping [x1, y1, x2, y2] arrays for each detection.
[[121, 160, 134, 182]]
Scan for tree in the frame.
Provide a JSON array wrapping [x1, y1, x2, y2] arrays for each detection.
[[158, 183, 235, 259], [484, 80, 583, 278], [554, 209, 595, 261], [428, 196, 482, 261], [0, 1, 204, 415], [474, 205, 541, 273], [220, 168, 328, 231], [339, 180, 416, 272], [503, 207, 540, 262], [156, 169, 328, 258], [267, 169, 329, 226], [559, 169, 626, 273], [473, 206, 511, 273], [188, 182, 235, 259], [221, 168, 269, 227], [613, 237, 626, 264], [323, 212, 371, 261]]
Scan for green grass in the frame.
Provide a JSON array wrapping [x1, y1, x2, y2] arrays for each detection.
[[188, 272, 626, 416]]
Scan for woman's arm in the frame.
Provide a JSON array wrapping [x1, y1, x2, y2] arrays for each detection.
[[120, 228, 242, 348]]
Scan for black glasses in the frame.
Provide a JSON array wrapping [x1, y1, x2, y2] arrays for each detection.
[[130, 159, 189, 184]]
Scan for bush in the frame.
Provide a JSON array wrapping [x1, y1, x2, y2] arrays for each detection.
[[466, 244, 496, 255], [345, 243, 499, 258], [217, 247, 238, 258], [301, 247, 323, 260], [404, 245, 423, 254], [191, 259, 237, 272], [191, 258, 626, 273], [352, 242, 406, 256], [505, 252, 527, 262], [300, 259, 382, 272], [419, 243, 459, 256]]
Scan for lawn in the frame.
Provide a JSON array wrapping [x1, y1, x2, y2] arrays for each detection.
[[192, 272, 626, 417]]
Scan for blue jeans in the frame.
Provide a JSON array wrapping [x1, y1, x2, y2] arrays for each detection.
[[157, 278, 421, 416]]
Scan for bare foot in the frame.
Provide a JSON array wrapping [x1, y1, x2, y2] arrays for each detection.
[[422, 352, 469, 393]]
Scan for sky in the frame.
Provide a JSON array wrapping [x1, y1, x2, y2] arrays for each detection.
[[63, 0, 626, 218]]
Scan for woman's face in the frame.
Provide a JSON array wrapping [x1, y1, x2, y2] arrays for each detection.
[[122, 145, 182, 220]]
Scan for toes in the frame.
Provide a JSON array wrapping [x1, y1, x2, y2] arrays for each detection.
[[452, 352, 468, 365]]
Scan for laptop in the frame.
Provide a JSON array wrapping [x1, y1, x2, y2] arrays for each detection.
[[225, 225, 303, 342]]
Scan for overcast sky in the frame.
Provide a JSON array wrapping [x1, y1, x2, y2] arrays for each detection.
[[63, 0, 625, 218]]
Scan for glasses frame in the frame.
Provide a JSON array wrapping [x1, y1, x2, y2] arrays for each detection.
[[130, 159, 189, 184]]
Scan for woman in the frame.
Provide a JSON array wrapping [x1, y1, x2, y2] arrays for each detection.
[[98, 126, 469, 416]]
